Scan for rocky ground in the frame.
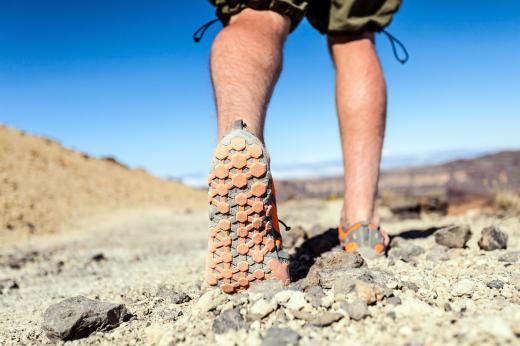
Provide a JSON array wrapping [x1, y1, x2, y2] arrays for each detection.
[[1, 200, 519, 345]]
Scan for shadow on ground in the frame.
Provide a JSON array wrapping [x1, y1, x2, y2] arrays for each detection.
[[288, 225, 443, 282]]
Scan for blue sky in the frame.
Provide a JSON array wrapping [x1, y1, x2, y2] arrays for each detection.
[[1, 1, 519, 183]]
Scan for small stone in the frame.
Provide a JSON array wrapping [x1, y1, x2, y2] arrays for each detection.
[[434, 225, 472, 248], [396, 298, 436, 317], [273, 290, 294, 305], [386, 311, 397, 320], [320, 267, 395, 292], [403, 281, 419, 292], [157, 286, 191, 304], [478, 226, 508, 251], [354, 281, 378, 305], [248, 280, 285, 300], [346, 299, 369, 321], [487, 280, 504, 290], [451, 279, 475, 297], [0, 279, 19, 293], [249, 299, 277, 318], [286, 291, 307, 311], [212, 308, 247, 334], [498, 251, 520, 263], [90, 253, 106, 262], [311, 312, 343, 327], [389, 237, 408, 249], [301, 251, 364, 289], [42, 296, 132, 341], [426, 245, 449, 261], [387, 296, 402, 306], [306, 286, 325, 308], [478, 315, 514, 339], [501, 287, 513, 298], [389, 244, 425, 262], [262, 327, 300, 346], [171, 291, 191, 304], [195, 290, 228, 312], [290, 309, 342, 326]]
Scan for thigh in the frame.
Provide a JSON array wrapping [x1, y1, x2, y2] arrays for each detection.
[[306, 0, 401, 35], [209, 0, 309, 32]]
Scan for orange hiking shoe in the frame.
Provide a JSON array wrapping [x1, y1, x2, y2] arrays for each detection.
[[206, 120, 290, 294], [338, 222, 388, 259]]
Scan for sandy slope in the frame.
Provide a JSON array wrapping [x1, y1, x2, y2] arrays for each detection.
[[1, 200, 519, 345], [0, 124, 206, 244]]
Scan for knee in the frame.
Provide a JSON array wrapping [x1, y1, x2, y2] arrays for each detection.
[[228, 8, 291, 40]]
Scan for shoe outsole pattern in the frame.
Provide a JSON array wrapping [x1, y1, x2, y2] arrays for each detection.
[[206, 127, 289, 294], [338, 223, 386, 259]]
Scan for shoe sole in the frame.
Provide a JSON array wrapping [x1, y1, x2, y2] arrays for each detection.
[[206, 131, 288, 294], [340, 223, 386, 259]]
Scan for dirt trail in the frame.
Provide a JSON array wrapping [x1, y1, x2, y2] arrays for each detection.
[[1, 200, 519, 345]]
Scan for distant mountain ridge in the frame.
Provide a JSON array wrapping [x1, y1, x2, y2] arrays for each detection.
[[180, 148, 495, 187], [275, 150, 520, 202]]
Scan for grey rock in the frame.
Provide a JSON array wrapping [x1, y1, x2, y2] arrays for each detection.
[[248, 280, 285, 300], [386, 311, 397, 320], [434, 225, 472, 248], [306, 286, 325, 308], [389, 236, 408, 249], [387, 296, 402, 306], [451, 279, 475, 297], [498, 251, 520, 263], [249, 299, 277, 318], [156, 306, 183, 322], [286, 291, 307, 311], [403, 281, 419, 292], [0, 279, 19, 293], [353, 280, 387, 305], [157, 286, 191, 304], [212, 308, 247, 334], [262, 327, 300, 346], [389, 244, 425, 262], [426, 245, 449, 261], [301, 251, 364, 290], [318, 267, 394, 291], [291, 310, 342, 327], [346, 299, 369, 321], [194, 289, 228, 312], [42, 296, 132, 341], [90, 253, 106, 262], [170, 291, 191, 304], [311, 312, 343, 327], [0, 250, 39, 269], [478, 226, 508, 251], [487, 280, 504, 290]]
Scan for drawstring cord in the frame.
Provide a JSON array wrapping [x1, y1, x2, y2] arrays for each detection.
[[278, 219, 291, 232], [381, 30, 409, 64], [193, 18, 220, 43]]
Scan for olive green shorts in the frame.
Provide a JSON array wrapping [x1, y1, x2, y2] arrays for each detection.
[[209, 0, 401, 34]]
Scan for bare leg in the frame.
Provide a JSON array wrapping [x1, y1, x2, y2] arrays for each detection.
[[329, 34, 387, 228], [210, 9, 290, 141], [207, 10, 292, 292]]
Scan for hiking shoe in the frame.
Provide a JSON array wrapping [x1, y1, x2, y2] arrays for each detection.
[[206, 120, 290, 294], [338, 222, 388, 258]]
